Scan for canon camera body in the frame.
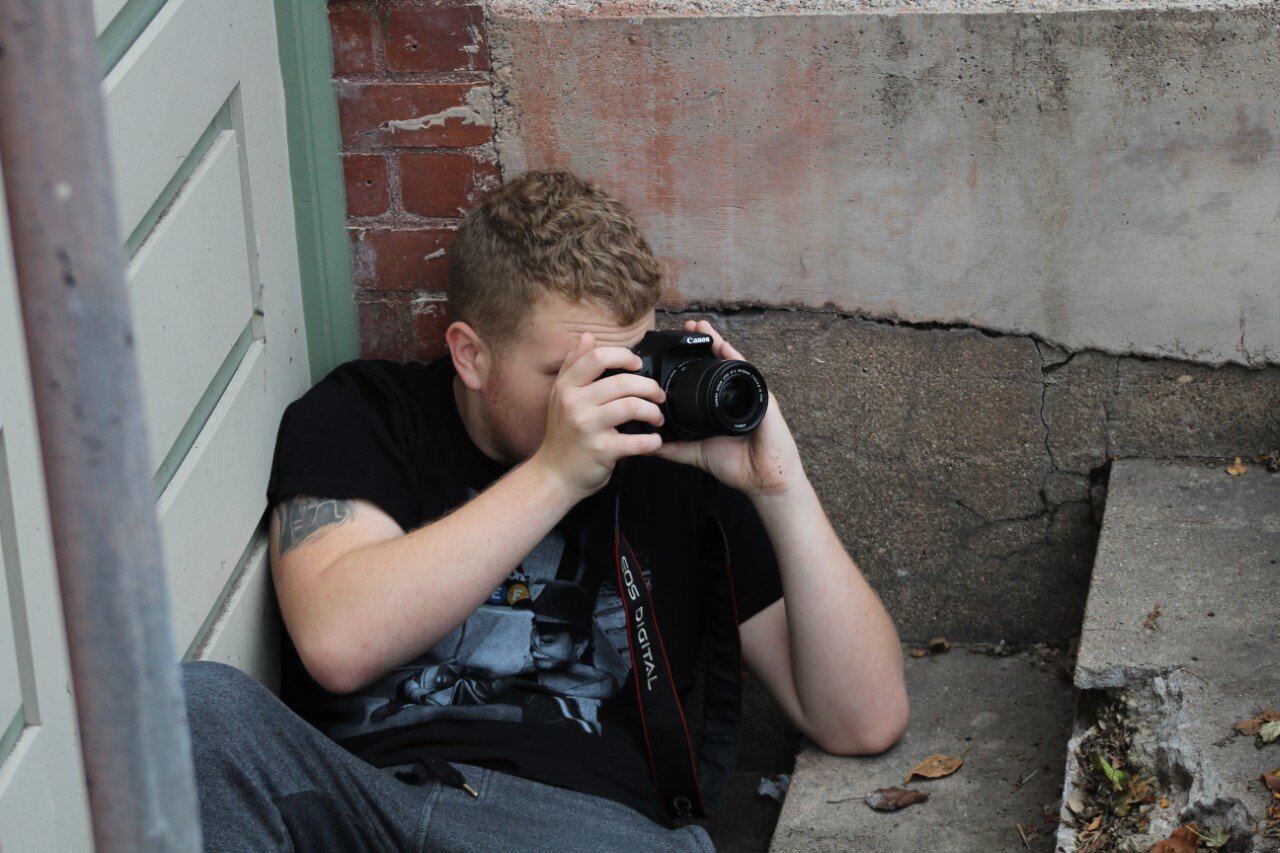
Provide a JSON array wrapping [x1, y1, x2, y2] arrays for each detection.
[[605, 330, 768, 442]]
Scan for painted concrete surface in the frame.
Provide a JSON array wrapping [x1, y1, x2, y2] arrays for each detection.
[[770, 649, 1075, 852], [491, 7, 1280, 367], [1070, 459, 1280, 845], [703, 310, 1280, 643]]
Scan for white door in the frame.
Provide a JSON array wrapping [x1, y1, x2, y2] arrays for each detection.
[[0, 0, 314, 847]]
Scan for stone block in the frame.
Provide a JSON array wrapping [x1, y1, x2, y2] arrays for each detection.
[[1110, 358, 1280, 459], [342, 154, 391, 218], [771, 649, 1075, 852], [385, 4, 488, 73], [400, 151, 501, 218], [349, 228, 456, 293], [707, 311, 1090, 642]]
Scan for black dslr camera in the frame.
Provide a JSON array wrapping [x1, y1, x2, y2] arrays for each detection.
[[605, 330, 768, 441]]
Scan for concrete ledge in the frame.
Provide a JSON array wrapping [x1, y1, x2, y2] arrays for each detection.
[[1064, 459, 1280, 848], [770, 648, 1075, 852]]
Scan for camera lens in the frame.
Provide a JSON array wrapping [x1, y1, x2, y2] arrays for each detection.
[[719, 376, 755, 422], [664, 358, 767, 438]]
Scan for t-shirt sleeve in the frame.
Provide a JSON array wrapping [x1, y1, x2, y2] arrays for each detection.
[[715, 483, 783, 624], [266, 363, 418, 531]]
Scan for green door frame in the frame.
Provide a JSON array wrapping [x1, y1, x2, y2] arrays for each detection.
[[274, 0, 360, 381]]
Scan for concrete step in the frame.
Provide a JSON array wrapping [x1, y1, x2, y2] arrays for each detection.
[[1057, 459, 1280, 852], [770, 647, 1076, 852]]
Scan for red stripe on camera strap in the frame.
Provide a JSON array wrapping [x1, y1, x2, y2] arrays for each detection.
[[611, 481, 742, 819]]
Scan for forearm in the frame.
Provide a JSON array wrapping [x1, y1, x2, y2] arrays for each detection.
[[304, 457, 577, 693], [752, 480, 907, 750]]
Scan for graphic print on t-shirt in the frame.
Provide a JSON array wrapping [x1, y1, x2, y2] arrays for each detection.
[[347, 492, 645, 739]]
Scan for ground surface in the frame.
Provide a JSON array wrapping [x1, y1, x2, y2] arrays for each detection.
[[770, 647, 1076, 852]]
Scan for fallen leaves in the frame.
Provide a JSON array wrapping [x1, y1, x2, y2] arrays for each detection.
[[909, 636, 951, 658], [846, 750, 966, 815], [904, 754, 963, 784], [1150, 824, 1201, 853], [1195, 826, 1231, 848], [1251, 451, 1280, 473], [1231, 709, 1280, 746], [1143, 603, 1162, 631], [864, 786, 928, 811], [1113, 775, 1154, 817], [1226, 457, 1249, 476], [1234, 709, 1280, 736], [1262, 767, 1280, 793]]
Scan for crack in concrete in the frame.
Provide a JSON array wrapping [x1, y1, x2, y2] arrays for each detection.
[[1063, 673, 1256, 852]]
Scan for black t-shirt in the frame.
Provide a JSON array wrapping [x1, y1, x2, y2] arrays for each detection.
[[266, 357, 783, 824]]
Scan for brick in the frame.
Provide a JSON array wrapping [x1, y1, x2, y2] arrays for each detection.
[[400, 152, 500, 218], [329, 6, 378, 75], [357, 298, 414, 361], [386, 5, 488, 73], [349, 228, 455, 292], [342, 154, 390, 217], [413, 298, 452, 361], [337, 82, 493, 149]]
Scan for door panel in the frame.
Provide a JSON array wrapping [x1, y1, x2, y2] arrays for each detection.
[[0, 0, 316, 846], [0, 159, 93, 853]]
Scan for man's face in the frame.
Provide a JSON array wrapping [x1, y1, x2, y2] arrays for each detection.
[[474, 293, 655, 464], [530, 622, 588, 670]]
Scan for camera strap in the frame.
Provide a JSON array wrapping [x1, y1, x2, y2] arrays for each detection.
[[610, 478, 743, 819]]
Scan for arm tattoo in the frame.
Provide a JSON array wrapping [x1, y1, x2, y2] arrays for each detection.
[[275, 496, 358, 555]]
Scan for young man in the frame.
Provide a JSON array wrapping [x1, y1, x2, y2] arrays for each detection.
[[181, 169, 907, 851]]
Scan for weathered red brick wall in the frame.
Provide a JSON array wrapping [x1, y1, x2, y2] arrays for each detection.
[[329, 1, 499, 361]]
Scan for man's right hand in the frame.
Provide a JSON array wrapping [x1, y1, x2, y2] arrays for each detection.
[[531, 332, 666, 500]]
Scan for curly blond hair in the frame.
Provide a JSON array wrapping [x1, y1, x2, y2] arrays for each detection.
[[447, 168, 662, 350]]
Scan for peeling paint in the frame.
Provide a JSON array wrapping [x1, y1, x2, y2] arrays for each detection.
[[381, 86, 495, 134]]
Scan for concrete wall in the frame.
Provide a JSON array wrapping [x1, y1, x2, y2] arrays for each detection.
[[491, 4, 1280, 367], [326, 1, 1280, 642], [712, 309, 1280, 642]]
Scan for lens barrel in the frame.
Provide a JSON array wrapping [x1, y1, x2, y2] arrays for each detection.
[[664, 358, 768, 438]]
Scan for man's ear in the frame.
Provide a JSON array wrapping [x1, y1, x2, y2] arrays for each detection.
[[446, 321, 492, 390]]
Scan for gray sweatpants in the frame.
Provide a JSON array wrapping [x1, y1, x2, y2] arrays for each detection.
[[181, 660, 715, 852]]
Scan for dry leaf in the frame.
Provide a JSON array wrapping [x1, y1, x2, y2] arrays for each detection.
[[1086, 816, 1102, 831], [1252, 452, 1280, 473], [1160, 796, 1170, 809], [865, 786, 928, 811], [1260, 721, 1280, 744], [1226, 457, 1248, 476], [1067, 791, 1086, 814], [1262, 768, 1280, 793], [1150, 824, 1201, 853], [1143, 603, 1162, 630], [1115, 776, 1154, 817], [903, 753, 963, 783], [1234, 710, 1280, 736], [909, 637, 951, 658]]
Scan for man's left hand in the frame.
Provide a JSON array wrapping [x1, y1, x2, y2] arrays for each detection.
[[652, 319, 807, 498]]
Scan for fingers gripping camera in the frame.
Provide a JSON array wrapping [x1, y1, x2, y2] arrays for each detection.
[[603, 331, 769, 441]]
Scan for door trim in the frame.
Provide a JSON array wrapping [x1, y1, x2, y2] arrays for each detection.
[[274, 0, 359, 381]]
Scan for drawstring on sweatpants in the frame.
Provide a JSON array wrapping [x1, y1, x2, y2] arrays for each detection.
[[393, 756, 479, 798]]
